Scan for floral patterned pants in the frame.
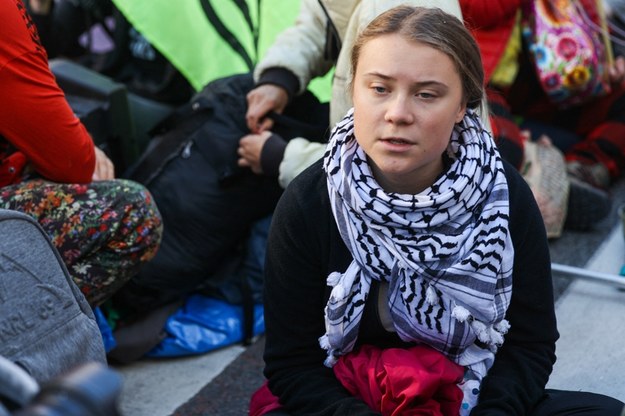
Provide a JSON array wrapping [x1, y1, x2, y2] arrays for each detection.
[[0, 179, 163, 307]]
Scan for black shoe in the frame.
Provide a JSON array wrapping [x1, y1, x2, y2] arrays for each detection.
[[565, 176, 612, 230]]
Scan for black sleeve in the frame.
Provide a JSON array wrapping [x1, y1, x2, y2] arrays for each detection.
[[262, 164, 381, 415], [260, 133, 287, 177], [471, 162, 559, 415], [256, 67, 300, 101]]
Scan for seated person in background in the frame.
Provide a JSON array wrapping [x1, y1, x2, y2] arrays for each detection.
[[460, 0, 625, 230], [0, 0, 163, 307], [251, 6, 625, 415]]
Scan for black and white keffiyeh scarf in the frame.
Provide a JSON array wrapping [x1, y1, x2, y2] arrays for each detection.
[[320, 109, 514, 380]]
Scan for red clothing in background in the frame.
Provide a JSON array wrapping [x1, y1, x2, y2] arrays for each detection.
[[460, 0, 522, 83], [0, 0, 95, 186]]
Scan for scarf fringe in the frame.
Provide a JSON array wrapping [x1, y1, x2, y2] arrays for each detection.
[[494, 320, 511, 334], [453, 305, 510, 347], [452, 305, 471, 322], [327, 271, 342, 287], [426, 285, 439, 305], [319, 335, 340, 367]]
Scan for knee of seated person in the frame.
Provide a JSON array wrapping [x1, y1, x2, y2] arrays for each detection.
[[103, 179, 163, 258], [110, 179, 162, 226]]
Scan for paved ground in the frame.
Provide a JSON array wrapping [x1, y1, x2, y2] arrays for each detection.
[[547, 224, 625, 400], [113, 181, 625, 415]]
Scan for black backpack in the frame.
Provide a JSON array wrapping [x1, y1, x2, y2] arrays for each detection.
[[117, 73, 329, 314]]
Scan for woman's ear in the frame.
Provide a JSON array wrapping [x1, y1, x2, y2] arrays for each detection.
[[455, 103, 467, 123]]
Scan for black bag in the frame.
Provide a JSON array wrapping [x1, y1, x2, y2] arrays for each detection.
[[0, 209, 106, 382], [118, 73, 328, 312]]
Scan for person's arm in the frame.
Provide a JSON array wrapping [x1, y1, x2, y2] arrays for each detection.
[[0, 0, 94, 183], [471, 162, 558, 415], [236, 131, 325, 188], [246, 0, 333, 133], [263, 163, 381, 415], [0, 51, 95, 184], [254, 0, 334, 96], [277, 139, 326, 188]]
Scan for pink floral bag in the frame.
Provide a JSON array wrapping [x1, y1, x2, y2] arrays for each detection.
[[522, 0, 613, 108]]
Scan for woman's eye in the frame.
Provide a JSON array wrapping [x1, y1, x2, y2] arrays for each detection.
[[417, 92, 434, 99], [373, 86, 387, 94]]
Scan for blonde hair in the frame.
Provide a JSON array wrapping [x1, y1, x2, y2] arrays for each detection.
[[350, 6, 484, 110]]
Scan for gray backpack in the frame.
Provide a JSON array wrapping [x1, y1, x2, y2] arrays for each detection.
[[0, 209, 106, 382]]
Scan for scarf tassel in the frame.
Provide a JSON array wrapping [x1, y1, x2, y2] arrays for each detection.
[[494, 320, 511, 334], [451, 305, 471, 322], [327, 271, 343, 287], [425, 285, 439, 305], [470, 319, 510, 347], [452, 305, 510, 347], [319, 334, 340, 367]]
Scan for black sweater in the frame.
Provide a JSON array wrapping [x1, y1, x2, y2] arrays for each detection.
[[263, 158, 559, 415]]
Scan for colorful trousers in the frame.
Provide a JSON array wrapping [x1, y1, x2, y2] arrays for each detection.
[[0, 179, 162, 307]]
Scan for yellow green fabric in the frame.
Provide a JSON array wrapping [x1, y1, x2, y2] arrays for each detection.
[[490, 11, 522, 88], [112, 0, 331, 101]]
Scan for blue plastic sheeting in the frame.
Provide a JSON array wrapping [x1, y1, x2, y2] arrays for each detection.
[[94, 306, 117, 353], [146, 295, 264, 357]]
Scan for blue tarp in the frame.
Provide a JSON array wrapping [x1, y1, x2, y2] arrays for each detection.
[[94, 306, 117, 353], [146, 296, 264, 357]]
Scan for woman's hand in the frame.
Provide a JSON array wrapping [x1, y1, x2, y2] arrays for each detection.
[[245, 84, 288, 133], [237, 131, 272, 174], [92, 146, 115, 181]]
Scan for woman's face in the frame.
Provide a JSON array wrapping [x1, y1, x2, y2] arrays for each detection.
[[352, 34, 466, 194]]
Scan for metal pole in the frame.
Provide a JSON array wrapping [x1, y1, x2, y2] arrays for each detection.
[[552, 262, 625, 289]]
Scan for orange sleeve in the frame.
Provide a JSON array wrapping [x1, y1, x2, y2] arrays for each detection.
[[0, 0, 95, 184]]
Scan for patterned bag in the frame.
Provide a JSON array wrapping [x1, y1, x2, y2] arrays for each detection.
[[521, 136, 569, 239], [522, 0, 613, 107]]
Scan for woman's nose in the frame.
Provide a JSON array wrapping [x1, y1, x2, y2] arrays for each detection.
[[384, 96, 414, 125]]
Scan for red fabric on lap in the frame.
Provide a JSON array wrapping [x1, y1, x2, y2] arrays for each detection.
[[249, 344, 464, 416], [333, 345, 464, 416]]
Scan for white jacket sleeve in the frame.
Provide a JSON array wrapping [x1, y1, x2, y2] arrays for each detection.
[[278, 139, 326, 188], [254, 0, 335, 95]]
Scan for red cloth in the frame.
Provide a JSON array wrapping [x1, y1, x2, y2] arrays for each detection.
[[460, 0, 522, 83], [249, 381, 282, 416], [333, 345, 464, 416], [0, 0, 95, 186], [249, 345, 464, 416]]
